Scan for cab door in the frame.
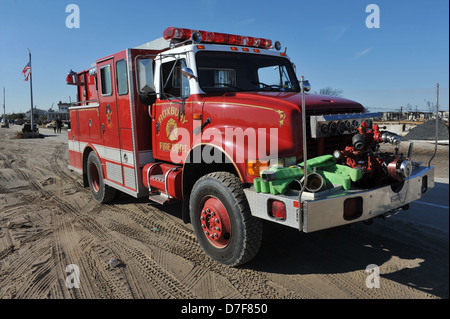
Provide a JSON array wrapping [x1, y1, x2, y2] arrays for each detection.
[[153, 56, 193, 163], [97, 58, 124, 185]]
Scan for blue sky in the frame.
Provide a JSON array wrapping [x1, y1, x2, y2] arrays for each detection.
[[0, 0, 448, 114]]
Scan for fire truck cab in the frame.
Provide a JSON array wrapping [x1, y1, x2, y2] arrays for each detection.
[[67, 27, 435, 266]]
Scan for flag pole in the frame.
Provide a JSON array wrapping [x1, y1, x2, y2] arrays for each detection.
[[3, 87, 5, 123], [27, 48, 34, 131]]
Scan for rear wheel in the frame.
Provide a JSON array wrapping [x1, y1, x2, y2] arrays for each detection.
[[190, 172, 263, 267], [86, 152, 116, 204]]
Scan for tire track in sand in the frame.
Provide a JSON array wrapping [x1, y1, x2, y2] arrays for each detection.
[[107, 203, 299, 299]]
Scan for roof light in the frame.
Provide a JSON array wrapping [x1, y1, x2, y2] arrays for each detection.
[[228, 34, 243, 45], [163, 27, 192, 41], [163, 27, 276, 49], [66, 69, 77, 85], [243, 37, 255, 47]]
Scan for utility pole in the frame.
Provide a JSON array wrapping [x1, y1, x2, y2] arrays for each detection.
[[428, 83, 440, 168]]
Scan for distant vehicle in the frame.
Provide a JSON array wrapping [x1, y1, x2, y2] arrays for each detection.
[[46, 121, 56, 128]]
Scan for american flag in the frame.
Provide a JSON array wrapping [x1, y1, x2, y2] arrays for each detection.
[[22, 61, 31, 81]]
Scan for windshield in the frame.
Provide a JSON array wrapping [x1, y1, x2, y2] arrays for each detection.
[[195, 51, 300, 93]]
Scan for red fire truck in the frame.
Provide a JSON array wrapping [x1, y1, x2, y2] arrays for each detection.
[[66, 27, 435, 266]]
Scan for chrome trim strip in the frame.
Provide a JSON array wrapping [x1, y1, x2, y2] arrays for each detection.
[[164, 167, 178, 198], [145, 162, 160, 192], [127, 49, 141, 196]]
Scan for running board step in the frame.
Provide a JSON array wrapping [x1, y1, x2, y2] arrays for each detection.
[[142, 162, 183, 202], [148, 193, 170, 205]]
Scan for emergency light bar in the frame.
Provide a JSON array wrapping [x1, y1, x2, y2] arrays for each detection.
[[163, 27, 280, 50]]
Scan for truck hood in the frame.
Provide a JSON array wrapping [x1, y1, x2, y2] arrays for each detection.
[[200, 91, 365, 183], [225, 91, 366, 114]]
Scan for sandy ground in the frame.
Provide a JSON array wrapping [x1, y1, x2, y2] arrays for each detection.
[[0, 125, 448, 300]]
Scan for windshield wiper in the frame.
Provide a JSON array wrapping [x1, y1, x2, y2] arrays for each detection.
[[251, 81, 283, 90], [216, 83, 245, 91]]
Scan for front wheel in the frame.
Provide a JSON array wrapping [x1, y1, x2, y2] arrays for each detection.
[[189, 172, 263, 267]]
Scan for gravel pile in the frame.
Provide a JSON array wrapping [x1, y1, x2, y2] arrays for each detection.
[[404, 119, 449, 140]]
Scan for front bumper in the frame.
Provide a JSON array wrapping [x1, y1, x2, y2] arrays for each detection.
[[244, 166, 434, 232]]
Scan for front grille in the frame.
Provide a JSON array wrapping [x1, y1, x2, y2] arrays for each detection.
[[304, 108, 359, 158], [305, 133, 352, 159]]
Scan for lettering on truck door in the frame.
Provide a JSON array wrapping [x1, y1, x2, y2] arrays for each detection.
[[154, 57, 193, 163]]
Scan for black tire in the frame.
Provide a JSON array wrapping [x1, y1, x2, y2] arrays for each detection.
[[189, 172, 263, 267], [86, 152, 116, 204]]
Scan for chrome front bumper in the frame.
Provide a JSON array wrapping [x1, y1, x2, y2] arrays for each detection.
[[244, 166, 434, 233]]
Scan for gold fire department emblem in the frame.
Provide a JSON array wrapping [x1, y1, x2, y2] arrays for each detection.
[[166, 118, 178, 141]]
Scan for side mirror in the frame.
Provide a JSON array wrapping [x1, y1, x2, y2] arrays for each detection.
[[182, 67, 197, 81], [139, 91, 157, 106], [302, 80, 311, 92]]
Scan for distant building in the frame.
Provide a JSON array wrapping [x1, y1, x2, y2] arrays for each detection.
[[25, 108, 47, 122], [24, 101, 70, 122], [57, 101, 70, 116], [380, 111, 445, 122]]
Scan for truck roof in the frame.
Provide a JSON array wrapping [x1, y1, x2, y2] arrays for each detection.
[[134, 37, 171, 51]]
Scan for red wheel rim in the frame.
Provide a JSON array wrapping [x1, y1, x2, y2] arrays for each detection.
[[199, 197, 231, 249], [90, 162, 100, 192]]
